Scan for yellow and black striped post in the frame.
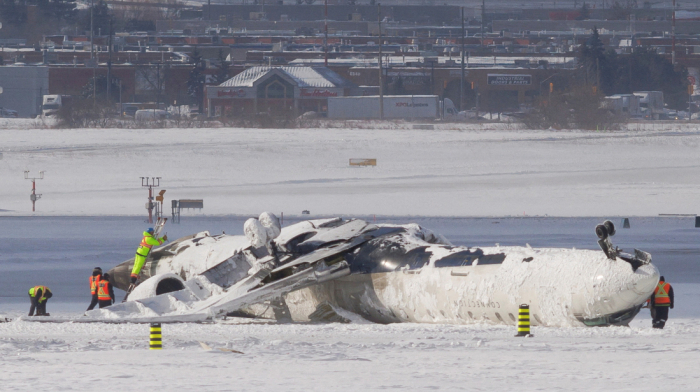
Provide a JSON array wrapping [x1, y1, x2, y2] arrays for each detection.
[[515, 304, 533, 337], [150, 323, 162, 349]]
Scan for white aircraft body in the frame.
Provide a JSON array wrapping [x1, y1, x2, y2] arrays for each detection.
[[97, 214, 658, 327]]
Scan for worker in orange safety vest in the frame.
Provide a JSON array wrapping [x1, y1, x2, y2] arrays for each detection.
[[87, 267, 102, 311], [651, 276, 674, 329], [97, 273, 116, 308]]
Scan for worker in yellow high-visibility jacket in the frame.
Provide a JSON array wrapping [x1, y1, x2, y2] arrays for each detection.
[[28, 286, 52, 316], [130, 227, 167, 284]]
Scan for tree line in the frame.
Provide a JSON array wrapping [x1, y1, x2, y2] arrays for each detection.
[[0, 0, 161, 43], [579, 28, 689, 109]]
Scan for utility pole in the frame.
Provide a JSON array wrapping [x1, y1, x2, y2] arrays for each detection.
[[91, 0, 96, 108], [107, 17, 113, 101], [672, 0, 676, 65], [324, 0, 328, 67], [480, 0, 485, 49], [90, 0, 94, 62], [460, 6, 465, 111], [141, 177, 161, 224], [119, 79, 123, 116], [689, 83, 693, 122], [378, 3, 383, 120], [24, 171, 44, 212]]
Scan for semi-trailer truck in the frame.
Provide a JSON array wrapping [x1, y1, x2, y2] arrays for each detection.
[[327, 95, 459, 120]]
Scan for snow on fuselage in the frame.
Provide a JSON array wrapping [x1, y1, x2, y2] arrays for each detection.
[[285, 245, 658, 327], [108, 218, 659, 327]]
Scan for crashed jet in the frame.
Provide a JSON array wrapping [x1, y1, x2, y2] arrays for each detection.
[[100, 214, 659, 327]]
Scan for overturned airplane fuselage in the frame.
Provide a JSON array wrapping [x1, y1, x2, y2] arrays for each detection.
[[106, 217, 659, 327]]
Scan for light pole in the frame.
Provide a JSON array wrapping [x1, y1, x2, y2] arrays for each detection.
[[24, 171, 45, 212], [141, 177, 161, 224], [378, 3, 383, 120]]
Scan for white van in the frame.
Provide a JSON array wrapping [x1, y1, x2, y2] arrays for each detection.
[[135, 109, 170, 121]]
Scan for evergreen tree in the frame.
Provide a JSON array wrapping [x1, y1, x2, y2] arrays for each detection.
[[578, 28, 610, 90], [215, 49, 231, 85], [80, 1, 112, 35], [579, 32, 689, 109], [0, 0, 27, 25], [37, 0, 78, 22], [187, 47, 206, 109]]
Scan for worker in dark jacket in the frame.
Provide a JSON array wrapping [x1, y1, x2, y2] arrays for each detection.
[[87, 267, 102, 311], [97, 273, 116, 308], [28, 286, 52, 316], [651, 276, 674, 329]]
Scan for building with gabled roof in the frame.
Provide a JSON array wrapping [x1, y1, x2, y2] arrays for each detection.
[[205, 66, 364, 117]]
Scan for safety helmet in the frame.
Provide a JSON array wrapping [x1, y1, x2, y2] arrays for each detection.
[[147, 227, 154, 234]]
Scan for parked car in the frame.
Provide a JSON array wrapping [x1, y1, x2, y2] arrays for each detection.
[[0, 107, 18, 118]]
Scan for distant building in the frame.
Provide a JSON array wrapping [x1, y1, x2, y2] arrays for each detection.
[[0, 66, 48, 118], [205, 66, 367, 117]]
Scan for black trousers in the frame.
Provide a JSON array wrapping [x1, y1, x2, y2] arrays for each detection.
[[28, 295, 48, 316], [652, 306, 669, 329], [87, 293, 99, 311], [98, 299, 113, 308]]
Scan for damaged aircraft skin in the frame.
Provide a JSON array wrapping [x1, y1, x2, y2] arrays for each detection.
[[107, 215, 659, 327]]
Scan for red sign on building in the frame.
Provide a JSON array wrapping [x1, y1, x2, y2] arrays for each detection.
[[300, 89, 339, 98]]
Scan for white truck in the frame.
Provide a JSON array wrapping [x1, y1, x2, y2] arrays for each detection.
[[326, 95, 459, 120], [633, 91, 664, 120], [135, 109, 170, 121], [42, 95, 70, 117]]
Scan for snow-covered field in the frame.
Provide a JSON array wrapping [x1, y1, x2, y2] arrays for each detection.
[[2, 122, 700, 216], [2, 122, 700, 390], [1, 297, 699, 391]]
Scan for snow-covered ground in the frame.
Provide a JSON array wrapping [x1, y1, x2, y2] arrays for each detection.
[[2, 122, 700, 389], [2, 123, 700, 216], [1, 292, 699, 391], [0, 216, 698, 389]]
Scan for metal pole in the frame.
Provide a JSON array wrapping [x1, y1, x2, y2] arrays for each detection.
[[324, 0, 328, 67], [148, 185, 153, 224], [480, 0, 485, 49], [32, 180, 36, 212], [90, 0, 94, 61], [378, 3, 383, 120], [107, 17, 112, 101], [460, 7, 465, 112], [672, 0, 676, 65], [91, 0, 96, 108]]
